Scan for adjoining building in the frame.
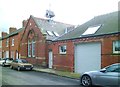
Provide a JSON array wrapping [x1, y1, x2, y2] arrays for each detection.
[[19, 15, 74, 67], [48, 11, 120, 73], [1, 27, 23, 59]]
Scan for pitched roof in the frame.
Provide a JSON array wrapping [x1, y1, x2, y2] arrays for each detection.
[[31, 16, 74, 40], [2, 28, 23, 39], [54, 11, 119, 41]]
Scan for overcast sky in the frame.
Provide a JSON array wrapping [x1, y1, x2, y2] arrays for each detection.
[[0, 0, 119, 33]]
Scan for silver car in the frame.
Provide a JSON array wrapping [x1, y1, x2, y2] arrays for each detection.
[[0, 58, 13, 66], [80, 63, 120, 87]]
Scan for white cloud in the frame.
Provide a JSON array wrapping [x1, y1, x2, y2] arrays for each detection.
[[0, 0, 119, 32]]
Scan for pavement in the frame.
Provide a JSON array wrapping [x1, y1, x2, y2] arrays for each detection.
[[33, 66, 80, 80]]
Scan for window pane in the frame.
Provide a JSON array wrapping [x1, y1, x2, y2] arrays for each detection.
[[106, 65, 119, 72], [12, 39, 14, 46], [28, 41, 32, 57], [59, 45, 67, 54], [82, 25, 101, 35], [113, 40, 120, 53], [32, 41, 35, 57], [114, 41, 120, 51], [53, 31, 59, 37], [46, 31, 54, 36]]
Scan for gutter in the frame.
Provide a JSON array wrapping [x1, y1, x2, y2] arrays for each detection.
[[52, 32, 120, 42], [2, 33, 18, 40]]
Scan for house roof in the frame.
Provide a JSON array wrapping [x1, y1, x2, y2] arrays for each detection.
[[31, 15, 74, 40], [54, 11, 119, 41], [2, 28, 23, 39]]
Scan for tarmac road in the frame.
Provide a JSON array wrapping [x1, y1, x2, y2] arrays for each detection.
[[1, 66, 82, 87]]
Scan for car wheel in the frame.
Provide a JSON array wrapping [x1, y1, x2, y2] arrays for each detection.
[[81, 75, 92, 87], [30, 68, 33, 71], [17, 67, 21, 71]]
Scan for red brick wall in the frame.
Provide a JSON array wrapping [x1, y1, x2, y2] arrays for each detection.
[[48, 34, 120, 72], [101, 35, 119, 67], [2, 38, 9, 58], [48, 41, 74, 72], [9, 34, 19, 59], [20, 16, 47, 66], [2, 33, 21, 59], [1, 26, 23, 59]]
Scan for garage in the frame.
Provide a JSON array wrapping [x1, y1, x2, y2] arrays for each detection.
[[74, 42, 101, 74]]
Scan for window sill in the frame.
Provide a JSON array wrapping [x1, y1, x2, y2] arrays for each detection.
[[28, 56, 35, 58], [59, 52, 66, 55], [112, 53, 120, 55]]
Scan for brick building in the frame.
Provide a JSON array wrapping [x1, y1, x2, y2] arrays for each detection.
[[1, 27, 23, 59], [20, 15, 74, 66], [47, 11, 120, 73], [1, 11, 119, 73]]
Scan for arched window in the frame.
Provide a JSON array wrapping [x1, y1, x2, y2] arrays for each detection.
[[28, 30, 36, 57]]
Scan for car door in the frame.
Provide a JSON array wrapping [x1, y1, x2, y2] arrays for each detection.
[[12, 60, 18, 68], [96, 64, 120, 86], [5, 58, 10, 63]]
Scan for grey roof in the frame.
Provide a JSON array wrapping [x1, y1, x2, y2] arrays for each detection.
[[2, 28, 23, 39], [31, 16, 74, 40], [54, 11, 119, 41]]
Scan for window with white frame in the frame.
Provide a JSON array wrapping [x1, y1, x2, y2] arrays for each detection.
[[53, 31, 59, 37], [32, 40, 35, 57], [6, 38, 9, 47], [82, 25, 101, 35], [28, 40, 35, 57], [113, 40, 120, 54], [59, 45, 67, 54], [11, 38, 14, 46], [46, 31, 54, 36], [28, 30, 36, 57], [28, 40, 32, 57]]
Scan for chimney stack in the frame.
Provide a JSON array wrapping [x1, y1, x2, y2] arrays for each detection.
[[2, 32, 8, 37], [22, 20, 28, 28], [9, 27, 17, 34]]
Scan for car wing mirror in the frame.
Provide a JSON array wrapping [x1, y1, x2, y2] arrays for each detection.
[[100, 68, 106, 73]]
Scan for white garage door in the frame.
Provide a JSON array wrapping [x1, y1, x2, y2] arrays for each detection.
[[74, 42, 101, 74]]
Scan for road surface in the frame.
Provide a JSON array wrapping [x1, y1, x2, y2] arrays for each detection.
[[1, 66, 82, 87]]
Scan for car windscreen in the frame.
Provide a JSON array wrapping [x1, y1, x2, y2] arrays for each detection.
[[106, 64, 120, 72], [18, 60, 28, 63], [3, 58, 13, 60]]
